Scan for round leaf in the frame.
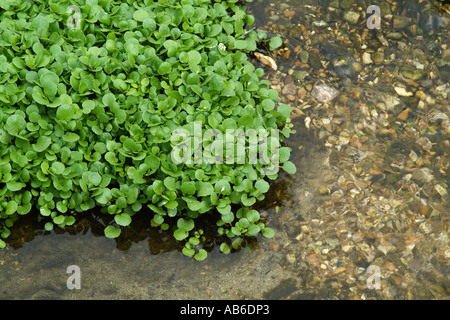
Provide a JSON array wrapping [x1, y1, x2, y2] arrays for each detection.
[[104, 225, 121, 238]]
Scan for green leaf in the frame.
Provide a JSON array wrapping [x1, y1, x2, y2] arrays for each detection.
[[282, 161, 297, 174], [104, 225, 121, 238], [187, 73, 200, 85], [269, 36, 283, 50], [174, 228, 189, 241], [246, 224, 261, 236], [102, 93, 116, 106], [158, 61, 172, 75], [50, 162, 65, 175], [53, 215, 65, 225], [196, 181, 214, 197], [235, 40, 249, 50], [177, 218, 194, 232], [56, 104, 74, 121], [246, 210, 260, 223], [181, 181, 196, 195], [34, 136, 52, 152], [220, 242, 230, 254], [262, 227, 275, 238], [189, 237, 200, 246], [232, 237, 244, 250], [241, 193, 256, 206], [143, 18, 156, 31], [6, 201, 18, 215], [32, 86, 49, 105], [188, 50, 201, 66], [40, 71, 59, 97], [279, 147, 292, 163], [255, 179, 270, 193], [5, 114, 26, 136], [277, 104, 292, 118], [153, 180, 164, 195], [164, 176, 177, 191], [62, 132, 80, 143], [44, 222, 54, 231], [133, 9, 149, 22], [6, 181, 25, 192], [114, 213, 132, 227], [194, 249, 207, 261], [182, 247, 195, 256]]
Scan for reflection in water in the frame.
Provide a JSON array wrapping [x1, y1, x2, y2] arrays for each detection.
[[4, 206, 260, 256]]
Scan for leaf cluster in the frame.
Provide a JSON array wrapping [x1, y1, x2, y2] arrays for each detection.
[[0, 0, 294, 255]]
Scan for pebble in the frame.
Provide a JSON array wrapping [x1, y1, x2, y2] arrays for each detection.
[[312, 84, 340, 104], [313, 20, 328, 27], [394, 86, 413, 97], [397, 108, 410, 121], [283, 83, 297, 96], [393, 15, 412, 29], [343, 11, 360, 25], [372, 52, 384, 65], [286, 253, 296, 264], [362, 52, 373, 65], [411, 168, 435, 184], [434, 184, 447, 196], [333, 267, 346, 275], [386, 32, 403, 40]]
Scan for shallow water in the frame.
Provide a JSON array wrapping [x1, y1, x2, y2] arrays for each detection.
[[1, 0, 448, 300]]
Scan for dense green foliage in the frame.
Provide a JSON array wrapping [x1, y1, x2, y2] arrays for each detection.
[[0, 0, 294, 258]]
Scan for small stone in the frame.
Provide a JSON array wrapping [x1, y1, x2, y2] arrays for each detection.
[[293, 70, 308, 80], [306, 253, 321, 269], [402, 69, 426, 80], [313, 20, 328, 27], [352, 232, 364, 243], [421, 79, 433, 88], [332, 267, 346, 275], [287, 95, 296, 101], [342, 244, 353, 253], [286, 253, 296, 264], [312, 84, 340, 103], [319, 186, 330, 195], [409, 150, 419, 162], [372, 52, 384, 65], [411, 168, 435, 184], [254, 52, 277, 70], [415, 90, 427, 100], [397, 108, 410, 121], [282, 83, 298, 96], [344, 11, 360, 25], [362, 52, 373, 65], [434, 184, 447, 196], [394, 86, 413, 97], [270, 242, 281, 252], [393, 15, 412, 29], [299, 50, 309, 64], [386, 32, 403, 40]]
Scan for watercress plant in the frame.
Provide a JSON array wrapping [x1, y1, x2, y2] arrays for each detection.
[[0, 0, 295, 259]]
